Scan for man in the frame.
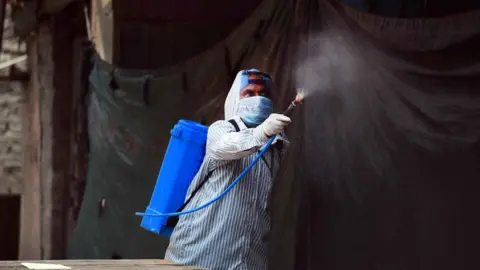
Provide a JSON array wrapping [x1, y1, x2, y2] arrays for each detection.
[[165, 69, 291, 270]]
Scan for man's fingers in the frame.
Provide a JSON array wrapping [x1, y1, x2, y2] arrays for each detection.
[[270, 113, 291, 123], [276, 118, 291, 126], [277, 115, 291, 123]]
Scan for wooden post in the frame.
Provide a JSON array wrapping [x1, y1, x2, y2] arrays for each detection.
[[66, 37, 88, 243], [19, 33, 43, 260], [19, 0, 87, 260], [90, 0, 113, 63]]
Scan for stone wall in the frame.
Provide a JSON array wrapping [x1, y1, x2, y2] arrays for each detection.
[[0, 82, 24, 194], [0, 4, 27, 195]]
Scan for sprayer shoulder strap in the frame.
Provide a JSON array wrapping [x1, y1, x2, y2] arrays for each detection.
[[166, 170, 214, 228], [229, 119, 273, 175], [228, 119, 241, 132]]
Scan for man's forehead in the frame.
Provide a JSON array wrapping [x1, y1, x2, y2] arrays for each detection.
[[248, 74, 263, 80], [241, 74, 269, 89]]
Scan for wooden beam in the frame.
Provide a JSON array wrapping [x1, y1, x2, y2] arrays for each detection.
[[0, 55, 27, 70], [91, 0, 113, 63], [65, 37, 88, 245], [0, 260, 203, 269], [19, 2, 87, 260], [18, 33, 42, 260]]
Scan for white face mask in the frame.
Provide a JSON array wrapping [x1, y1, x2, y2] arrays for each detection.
[[236, 96, 274, 126]]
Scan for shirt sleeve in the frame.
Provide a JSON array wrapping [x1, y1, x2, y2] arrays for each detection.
[[206, 120, 270, 161]]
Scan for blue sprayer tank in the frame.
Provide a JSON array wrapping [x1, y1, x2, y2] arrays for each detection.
[[140, 120, 208, 236]]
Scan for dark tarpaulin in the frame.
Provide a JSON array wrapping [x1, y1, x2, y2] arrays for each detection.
[[69, 0, 480, 269], [113, 0, 263, 69], [275, 1, 480, 269], [339, 0, 480, 18]]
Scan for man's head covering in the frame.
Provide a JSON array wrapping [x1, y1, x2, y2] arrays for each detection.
[[224, 69, 272, 120]]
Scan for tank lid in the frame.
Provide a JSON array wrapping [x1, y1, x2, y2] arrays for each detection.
[[178, 120, 208, 133]]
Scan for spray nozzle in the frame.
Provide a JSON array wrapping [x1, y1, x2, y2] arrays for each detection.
[[293, 93, 304, 105], [283, 93, 305, 116]]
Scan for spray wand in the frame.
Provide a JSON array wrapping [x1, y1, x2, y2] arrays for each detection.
[[136, 92, 304, 218], [283, 93, 304, 116]]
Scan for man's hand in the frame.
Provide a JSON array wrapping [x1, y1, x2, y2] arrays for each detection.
[[258, 113, 292, 136]]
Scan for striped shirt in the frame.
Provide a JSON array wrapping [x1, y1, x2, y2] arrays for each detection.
[[165, 116, 289, 270]]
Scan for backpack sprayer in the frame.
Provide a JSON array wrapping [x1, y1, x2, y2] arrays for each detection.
[[136, 93, 304, 236]]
